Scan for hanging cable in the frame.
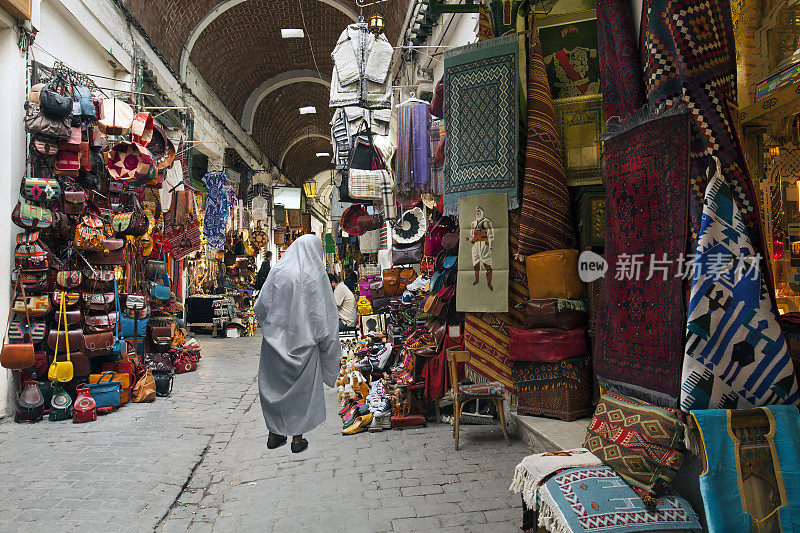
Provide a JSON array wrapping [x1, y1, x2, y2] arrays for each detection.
[[297, 0, 323, 81]]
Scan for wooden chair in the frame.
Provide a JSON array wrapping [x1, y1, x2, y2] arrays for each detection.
[[446, 347, 511, 450]]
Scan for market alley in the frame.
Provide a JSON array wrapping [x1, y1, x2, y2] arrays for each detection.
[[0, 335, 529, 532]]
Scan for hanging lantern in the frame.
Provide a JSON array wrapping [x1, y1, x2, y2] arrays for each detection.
[[369, 14, 385, 34], [303, 179, 316, 198], [769, 145, 781, 157]]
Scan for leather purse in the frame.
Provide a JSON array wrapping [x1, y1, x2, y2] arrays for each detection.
[[84, 312, 118, 334], [508, 327, 588, 362], [39, 78, 72, 118], [399, 268, 418, 290], [15, 232, 52, 273], [82, 293, 115, 312], [72, 384, 97, 423], [47, 327, 84, 354], [144, 351, 173, 372], [91, 370, 130, 404], [382, 268, 402, 297], [16, 380, 44, 422], [112, 194, 149, 237], [83, 332, 114, 358], [149, 324, 177, 346], [57, 271, 82, 289], [87, 371, 121, 408], [30, 135, 59, 158], [21, 175, 61, 204], [49, 381, 73, 421], [369, 281, 385, 299], [64, 309, 82, 327], [12, 270, 49, 294], [12, 201, 53, 230], [12, 295, 51, 318], [73, 216, 107, 251], [87, 238, 125, 265], [82, 268, 115, 292], [58, 126, 81, 152], [132, 369, 156, 402], [54, 151, 80, 177], [1, 278, 35, 370], [173, 351, 198, 374], [24, 106, 71, 141], [525, 250, 586, 300], [392, 242, 423, 265], [52, 291, 80, 308], [62, 190, 86, 215], [518, 299, 588, 330]]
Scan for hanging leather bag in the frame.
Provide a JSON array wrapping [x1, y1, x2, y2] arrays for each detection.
[[39, 77, 72, 118], [12, 201, 53, 230], [1, 276, 35, 370], [81, 267, 115, 292], [46, 293, 74, 382], [112, 194, 149, 237], [382, 268, 402, 297], [48, 381, 73, 421], [24, 107, 71, 141], [86, 238, 125, 265], [392, 241, 423, 265], [21, 174, 61, 204], [14, 232, 52, 273], [518, 299, 588, 330], [73, 215, 107, 251], [62, 190, 86, 215]]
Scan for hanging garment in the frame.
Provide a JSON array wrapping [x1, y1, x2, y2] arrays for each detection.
[[159, 159, 184, 212], [681, 160, 799, 411], [202, 171, 228, 249], [429, 119, 445, 195], [692, 406, 800, 533], [329, 22, 394, 109], [597, 0, 645, 121], [254, 235, 340, 436], [396, 102, 431, 195]]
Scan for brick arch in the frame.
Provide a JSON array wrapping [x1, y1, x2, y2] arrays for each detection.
[[283, 136, 335, 185]]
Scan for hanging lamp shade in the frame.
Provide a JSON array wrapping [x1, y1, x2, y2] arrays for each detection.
[[303, 179, 316, 198]]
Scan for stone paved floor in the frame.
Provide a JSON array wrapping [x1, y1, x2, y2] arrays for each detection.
[[0, 335, 532, 532]]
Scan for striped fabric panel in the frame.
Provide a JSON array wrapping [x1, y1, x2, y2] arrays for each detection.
[[518, 15, 575, 256]]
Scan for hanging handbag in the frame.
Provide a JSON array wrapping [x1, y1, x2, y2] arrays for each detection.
[[87, 371, 122, 408], [83, 331, 114, 358], [107, 141, 154, 184], [56, 271, 82, 289], [24, 105, 71, 141], [150, 248, 171, 301], [153, 370, 173, 397], [112, 194, 149, 237], [120, 315, 148, 338], [97, 98, 134, 135], [132, 368, 156, 402], [392, 241, 424, 265], [54, 151, 80, 177], [29, 135, 60, 158], [72, 384, 97, 423], [48, 381, 73, 421], [58, 125, 81, 152], [111, 279, 125, 359], [382, 267, 402, 297], [12, 201, 53, 230], [1, 276, 35, 370], [250, 221, 268, 248], [62, 190, 87, 215], [72, 85, 95, 118], [81, 293, 115, 312], [14, 232, 52, 273], [357, 296, 373, 316], [8, 318, 47, 345], [52, 291, 80, 308], [83, 312, 118, 334], [86, 238, 125, 265], [15, 380, 44, 423], [39, 77, 72, 118], [370, 280, 385, 299], [81, 267, 115, 292], [21, 174, 61, 204], [11, 294, 51, 318], [47, 293, 74, 382], [348, 169, 389, 201], [73, 215, 107, 251]]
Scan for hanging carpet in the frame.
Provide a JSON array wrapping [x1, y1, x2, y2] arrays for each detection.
[[597, 0, 645, 121], [594, 106, 691, 407], [518, 13, 575, 257], [681, 160, 799, 411], [443, 34, 520, 215]]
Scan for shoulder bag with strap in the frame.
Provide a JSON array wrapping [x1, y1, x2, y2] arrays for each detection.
[[47, 293, 74, 382], [0, 275, 35, 370]]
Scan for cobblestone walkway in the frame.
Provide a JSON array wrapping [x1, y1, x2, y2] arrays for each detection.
[[0, 336, 531, 532]]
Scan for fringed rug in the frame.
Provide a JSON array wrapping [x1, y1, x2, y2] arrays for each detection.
[[517, 14, 575, 257], [598, 0, 645, 121], [594, 106, 690, 407], [443, 34, 520, 215], [641, 0, 770, 289], [681, 161, 800, 411]]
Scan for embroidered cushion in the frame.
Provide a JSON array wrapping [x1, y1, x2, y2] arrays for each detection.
[[459, 381, 503, 398], [584, 391, 685, 507]]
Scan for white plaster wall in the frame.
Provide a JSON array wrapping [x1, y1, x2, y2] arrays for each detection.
[[0, 11, 30, 417]]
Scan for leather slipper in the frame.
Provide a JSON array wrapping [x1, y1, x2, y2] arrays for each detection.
[[291, 438, 309, 454], [267, 434, 287, 449]]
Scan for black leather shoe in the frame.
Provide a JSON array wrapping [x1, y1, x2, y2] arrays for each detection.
[[291, 438, 308, 454], [267, 434, 287, 449]]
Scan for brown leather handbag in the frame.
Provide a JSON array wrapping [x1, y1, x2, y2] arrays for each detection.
[[62, 190, 86, 215], [48, 328, 84, 354], [132, 368, 156, 402], [1, 277, 35, 370], [86, 238, 125, 265], [149, 324, 177, 346], [82, 268, 115, 292], [518, 299, 588, 330], [382, 268, 402, 297], [84, 312, 118, 334], [56, 351, 89, 377], [82, 293, 115, 312], [525, 249, 586, 300], [392, 242, 423, 265], [399, 268, 418, 290], [73, 216, 107, 251], [83, 332, 114, 358]]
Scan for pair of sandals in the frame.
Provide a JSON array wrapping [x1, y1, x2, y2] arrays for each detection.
[[267, 434, 308, 454]]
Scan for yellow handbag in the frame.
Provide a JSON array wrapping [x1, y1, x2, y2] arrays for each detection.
[[357, 296, 373, 316], [47, 294, 74, 383], [525, 249, 586, 300]]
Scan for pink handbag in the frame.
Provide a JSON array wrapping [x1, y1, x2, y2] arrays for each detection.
[[508, 327, 588, 362], [424, 216, 456, 258]]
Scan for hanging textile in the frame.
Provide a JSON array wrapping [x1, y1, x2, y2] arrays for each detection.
[[443, 34, 520, 215], [597, 0, 645, 121], [429, 119, 445, 195], [641, 0, 771, 295], [681, 161, 799, 411], [518, 13, 575, 257], [202, 171, 228, 249], [594, 107, 691, 407], [396, 102, 431, 195]]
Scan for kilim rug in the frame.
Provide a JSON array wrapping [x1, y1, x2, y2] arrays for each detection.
[[594, 107, 690, 406], [443, 34, 519, 216], [536, 467, 702, 533], [517, 14, 575, 257], [597, 0, 645, 121], [681, 160, 800, 411], [464, 212, 527, 390], [641, 0, 772, 294]]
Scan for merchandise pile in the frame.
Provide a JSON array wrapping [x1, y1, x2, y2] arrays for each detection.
[[4, 66, 202, 424]]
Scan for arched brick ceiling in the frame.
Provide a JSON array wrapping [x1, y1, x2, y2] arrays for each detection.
[[283, 136, 335, 184], [250, 82, 334, 164]]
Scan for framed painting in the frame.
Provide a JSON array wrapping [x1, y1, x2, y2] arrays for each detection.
[[539, 17, 600, 100], [554, 94, 604, 186]]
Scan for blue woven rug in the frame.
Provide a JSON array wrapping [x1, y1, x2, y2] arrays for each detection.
[[443, 35, 519, 215]]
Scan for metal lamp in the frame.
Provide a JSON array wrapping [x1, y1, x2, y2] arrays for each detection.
[[369, 14, 385, 34], [303, 179, 316, 198]]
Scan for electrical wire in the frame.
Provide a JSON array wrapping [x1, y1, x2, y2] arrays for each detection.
[[297, 0, 323, 81]]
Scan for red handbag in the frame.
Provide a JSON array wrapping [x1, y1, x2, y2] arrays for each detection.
[[508, 327, 588, 362], [72, 384, 97, 423], [173, 352, 198, 374]]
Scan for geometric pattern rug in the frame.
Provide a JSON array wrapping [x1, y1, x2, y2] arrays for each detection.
[[598, 0, 645, 120], [681, 160, 800, 411], [443, 34, 519, 215]]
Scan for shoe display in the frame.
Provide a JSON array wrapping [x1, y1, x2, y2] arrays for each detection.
[[342, 414, 373, 435]]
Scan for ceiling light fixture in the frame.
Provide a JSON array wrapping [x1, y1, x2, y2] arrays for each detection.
[[299, 106, 316, 114], [281, 28, 305, 38], [316, 152, 330, 157]]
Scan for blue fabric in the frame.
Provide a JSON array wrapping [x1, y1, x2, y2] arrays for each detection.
[[693, 406, 800, 533], [202, 171, 228, 249], [541, 466, 701, 532], [120, 316, 148, 338]]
